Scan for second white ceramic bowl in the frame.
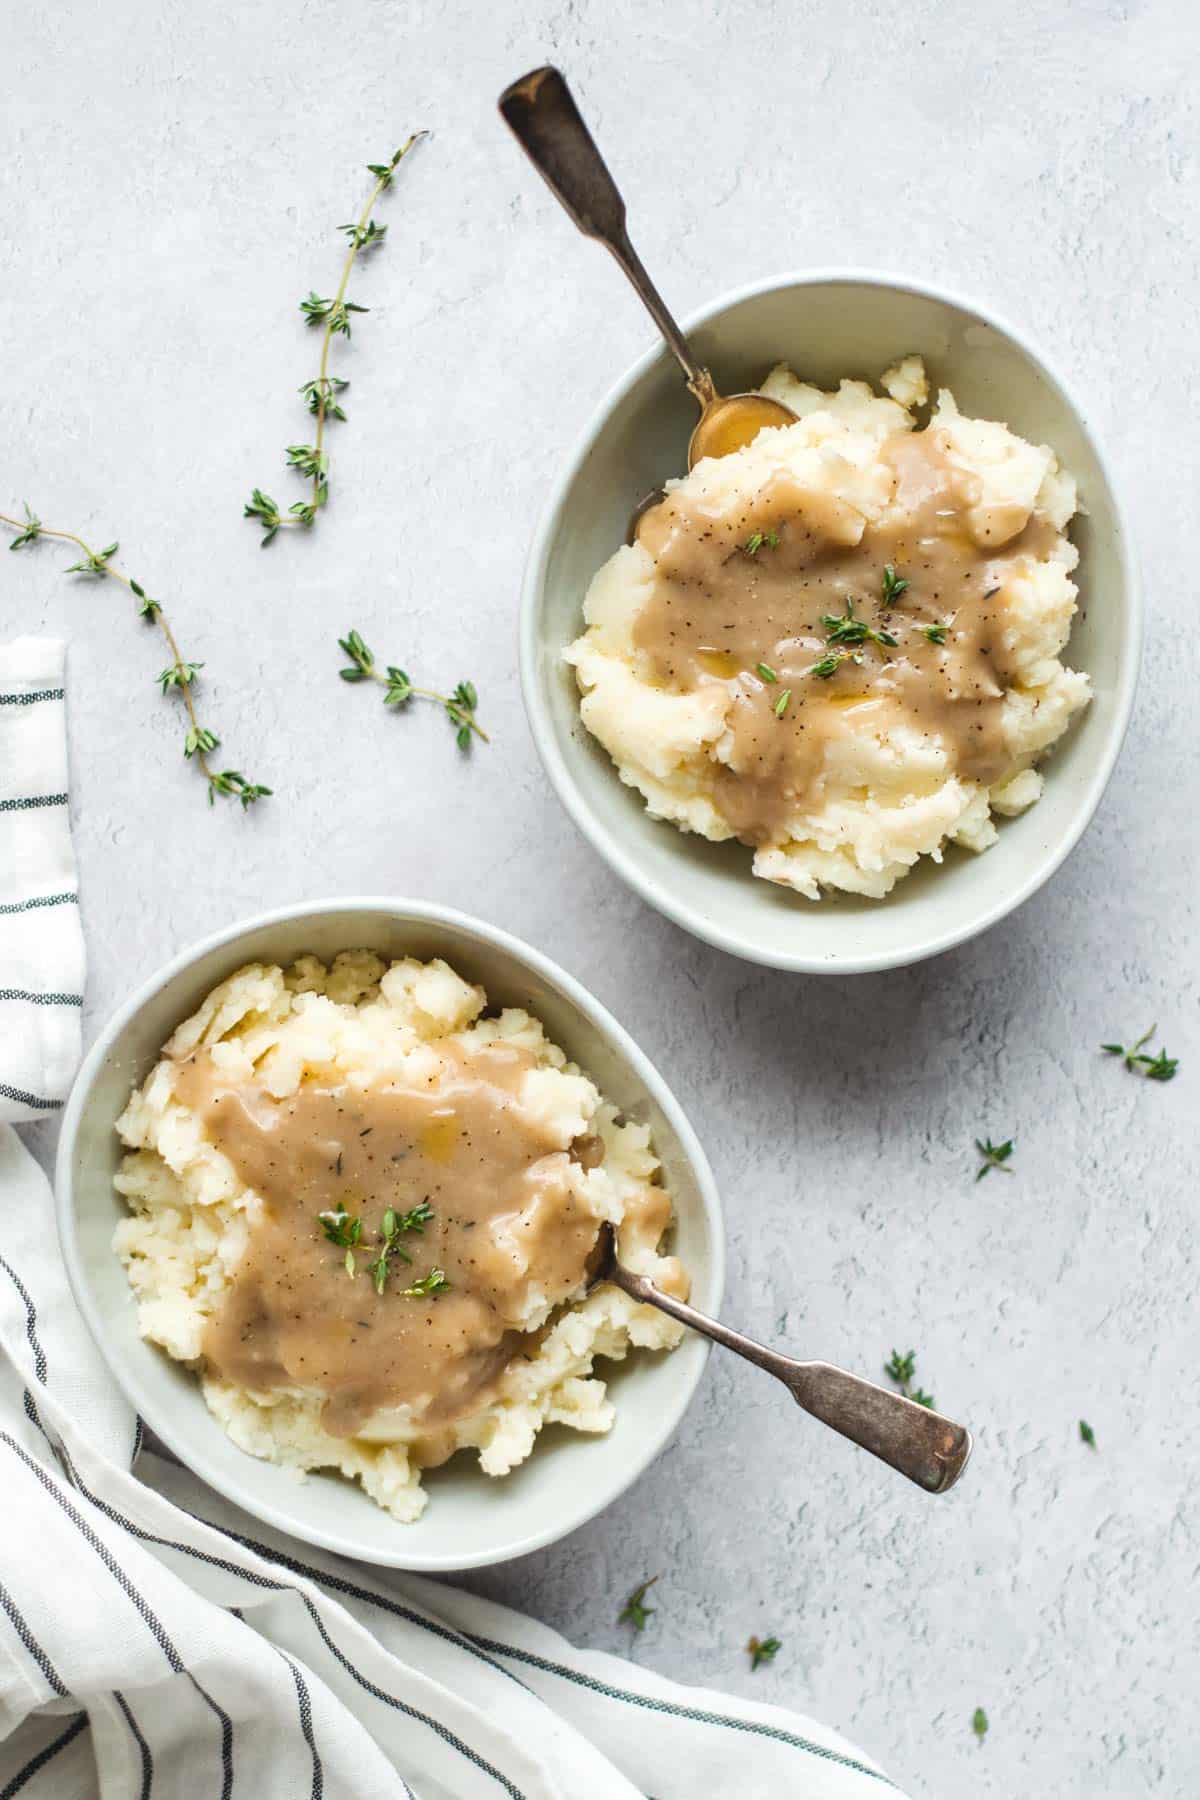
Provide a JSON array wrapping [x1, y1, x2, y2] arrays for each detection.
[[55, 899, 724, 1571], [521, 271, 1140, 973]]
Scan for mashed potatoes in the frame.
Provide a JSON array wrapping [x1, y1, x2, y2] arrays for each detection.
[[114, 951, 686, 1522], [566, 356, 1090, 899]]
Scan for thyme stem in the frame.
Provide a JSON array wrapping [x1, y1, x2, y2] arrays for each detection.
[[247, 132, 427, 541], [2, 511, 268, 808]]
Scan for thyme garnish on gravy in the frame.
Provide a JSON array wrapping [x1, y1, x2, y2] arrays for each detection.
[[245, 133, 427, 544], [319, 1201, 441, 1295], [821, 597, 898, 652], [2, 509, 269, 809]]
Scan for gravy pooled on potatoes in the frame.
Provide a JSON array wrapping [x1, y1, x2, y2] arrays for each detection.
[[180, 1040, 605, 1461], [633, 427, 1058, 849]]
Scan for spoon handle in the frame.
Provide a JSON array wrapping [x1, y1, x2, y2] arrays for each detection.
[[498, 66, 715, 403], [609, 1263, 971, 1495]]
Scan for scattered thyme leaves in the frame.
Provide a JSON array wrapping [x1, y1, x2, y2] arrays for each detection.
[[247, 132, 426, 544], [884, 1348, 935, 1409], [773, 688, 792, 719], [755, 662, 778, 683], [881, 564, 909, 605], [1079, 1419, 1096, 1449], [338, 628, 488, 750], [920, 622, 949, 645], [1, 511, 267, 808], [618, 1577, 658, 1631], [746, 1634, 781, 1670], [972, 1707, 988, 1745], [1102, 1025, 1178, 1082], [975, 1136, 1014, 1181]]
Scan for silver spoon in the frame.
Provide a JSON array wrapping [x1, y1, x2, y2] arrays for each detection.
[[591, 1226, 972, 1494], [498, 66, 798, 470]]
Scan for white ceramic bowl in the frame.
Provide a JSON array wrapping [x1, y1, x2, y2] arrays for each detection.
[[55, 899, 724, 1572], [520, 270, 1141, 973]]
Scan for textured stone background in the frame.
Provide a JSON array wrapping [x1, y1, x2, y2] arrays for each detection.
[[3, 0, 1197, 1793]]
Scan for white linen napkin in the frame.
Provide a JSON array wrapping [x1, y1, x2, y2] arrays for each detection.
[[0, 639, 85, 1123], [0, 642, 901, 1799]]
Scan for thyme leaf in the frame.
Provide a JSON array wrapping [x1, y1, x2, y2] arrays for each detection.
[[1079, 1419, 1096, 1449], [975, 1136, 1014, 1180], [743, 528, 780, 556], [972, 1707, 988, 1745], [400, 1267, 450, 1300], [746, 1634, 781, 1670], [618, 1576, 658, 1631], [881, 564, 909, 605]]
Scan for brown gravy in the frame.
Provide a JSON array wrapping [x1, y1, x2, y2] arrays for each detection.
[[180, 1040, 607, 1459], [633, 428, 1061, 846]]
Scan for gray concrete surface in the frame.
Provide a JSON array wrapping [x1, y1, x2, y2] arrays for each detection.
[[3, 0, 1197, 1793]]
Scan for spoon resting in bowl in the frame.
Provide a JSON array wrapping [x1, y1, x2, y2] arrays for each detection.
[[498, 65, 797, 470], [590, 1225, 972, 1494]]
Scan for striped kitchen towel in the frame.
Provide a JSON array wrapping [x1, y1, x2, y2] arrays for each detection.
[[0, 639, 85, 1123], [1, 1125, 905, 1798]]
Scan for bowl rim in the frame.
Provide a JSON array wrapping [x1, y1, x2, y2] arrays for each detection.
[[519, 265, 1143, 974], [54, 895, 726, 1572]]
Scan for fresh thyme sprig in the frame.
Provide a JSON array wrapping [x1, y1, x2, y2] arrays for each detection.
[[2, 509, 269, 809], [919, 622, 949, 645], [746, 1634, 781, 1670], [338, 629, 488, 750], [245, 132, 427, 544], [1101, 1025, 1178, 1082], [975, 1136, 1015, 1180], [618, 1577, 658, 1631], [884, 1348, 934, 1409], [822, 597, 897, 652]]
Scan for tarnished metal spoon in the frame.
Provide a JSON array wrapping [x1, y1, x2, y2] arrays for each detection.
[[590, 1225, 972, 1495], [498, 65, 797, 469]]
